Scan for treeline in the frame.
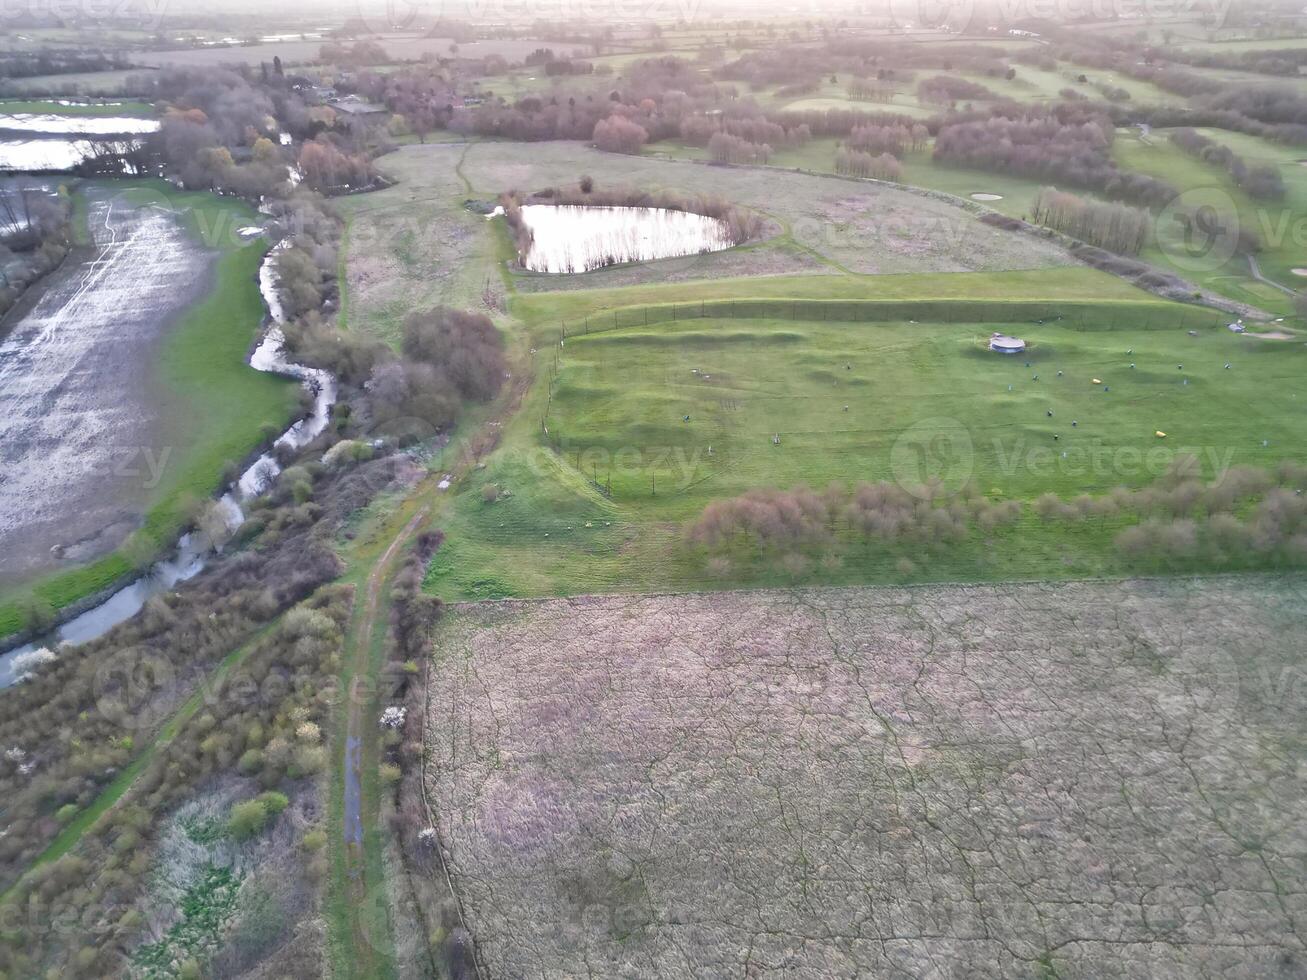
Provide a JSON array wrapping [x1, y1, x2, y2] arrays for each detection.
[[1170, 128, 1286, 200], [847, 76, 900, 103], [0, 50, 131, 82], [835, 149, 901, 181], [933, 109, 1178, 208], [774, 107, 925, 139], [1030, 187, 1150, 255], [709, 132, 772, 164], [680, 114, 811, 149], [847, 122, 928, 155], [1170, 45, 1307, 78]]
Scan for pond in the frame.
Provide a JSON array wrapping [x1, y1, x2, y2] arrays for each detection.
[[518, 204, 733, 274]]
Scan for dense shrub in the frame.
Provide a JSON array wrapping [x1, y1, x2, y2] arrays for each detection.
[[592, 114, 648, 154]]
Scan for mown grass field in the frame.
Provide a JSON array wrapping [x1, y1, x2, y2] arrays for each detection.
[[0, 181, 297, 638]]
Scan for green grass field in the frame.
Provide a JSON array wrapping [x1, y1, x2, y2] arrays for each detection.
[[0, 98, 154, 117], [0, 181, 298, 638], [423, 272, 1303, 602], [1114, 130, 1303, 312]]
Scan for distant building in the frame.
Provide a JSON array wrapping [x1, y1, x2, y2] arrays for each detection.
[[330, 95, 387, 118], [989, 333, 1026, 354]]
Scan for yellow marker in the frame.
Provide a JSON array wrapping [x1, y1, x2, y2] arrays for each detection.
[[1092, 378, 1102, 384], [1155, 431, 1167, 438]]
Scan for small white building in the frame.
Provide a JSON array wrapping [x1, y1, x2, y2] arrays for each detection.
[[989, 333, 1027, 354]]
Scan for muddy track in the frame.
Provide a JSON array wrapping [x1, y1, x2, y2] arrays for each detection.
[[339, 506, 429, 978]]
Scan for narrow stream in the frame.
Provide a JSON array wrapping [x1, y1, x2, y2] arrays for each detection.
[[0, 238, 338, 687]]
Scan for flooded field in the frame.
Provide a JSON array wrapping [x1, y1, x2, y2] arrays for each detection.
[[0, 138, 145, 172], [0, 113, 156, 172], [0, 239, 337, 685], [519, 204, 733, 273], [0, 113, 158, 136], [0, 187, 209, 584]]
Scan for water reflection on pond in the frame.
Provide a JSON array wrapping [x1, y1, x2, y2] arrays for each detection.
[[519, 204, 733, 274]]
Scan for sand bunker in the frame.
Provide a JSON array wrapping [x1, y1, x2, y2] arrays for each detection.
[[971, 192, 1004, 201]]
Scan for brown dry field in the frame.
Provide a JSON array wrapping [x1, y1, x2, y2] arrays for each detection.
[[424, 577, 1307, 979]]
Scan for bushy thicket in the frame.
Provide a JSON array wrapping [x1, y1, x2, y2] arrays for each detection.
[[592, 113, 649, 154], [0, 443, 421, 886], [362, 307, 507, 434], [1108, 460, 1307, 566], [0, 588, 352, 978], [689, 481, 1021, 560], [267, 192, 342, 319], [0, 184, 71, 320], [686, 459, 1307, 576]]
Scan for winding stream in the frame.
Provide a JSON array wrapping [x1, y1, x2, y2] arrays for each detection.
[[0, 239, 338, 687]]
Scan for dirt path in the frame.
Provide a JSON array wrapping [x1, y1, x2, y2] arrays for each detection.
[[336, 506, 429, 979], [1247, 253, 1297, 297], [327, 266, 534, 979]]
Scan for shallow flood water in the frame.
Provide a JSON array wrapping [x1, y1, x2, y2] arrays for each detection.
[[0, 191, 210, 581], [0, 113, 160, 136], [0, 137, 146, 172], [519, 204, 733, 273], [0, 235, 338, 688]]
